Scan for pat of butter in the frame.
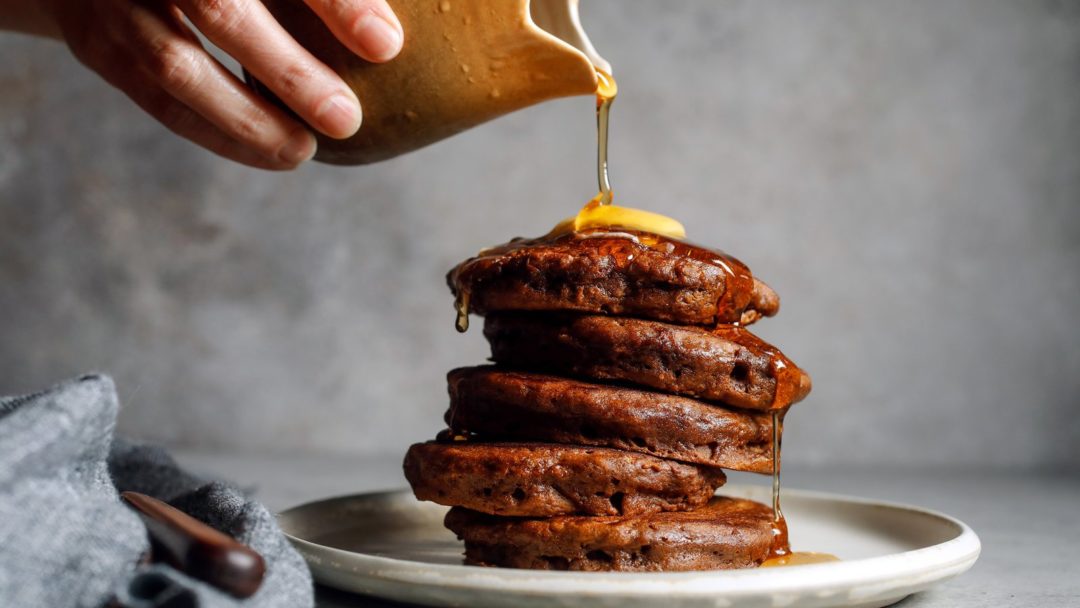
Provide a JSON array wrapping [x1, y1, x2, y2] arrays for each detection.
[[548, 203, 687, 240]]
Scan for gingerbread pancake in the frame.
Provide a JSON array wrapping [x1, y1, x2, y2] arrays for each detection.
[[448, 230, 778, 327], [404, 441, 725, 517], [444, 496, 782, 571], [446, 367, 774, 473], [483, 314, 811, 411]]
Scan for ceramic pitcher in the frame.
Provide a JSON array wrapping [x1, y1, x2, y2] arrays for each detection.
[[250, 0, 609, 165]]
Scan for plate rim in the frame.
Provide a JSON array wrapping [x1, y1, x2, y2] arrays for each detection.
[[280, 484, 982, 597]]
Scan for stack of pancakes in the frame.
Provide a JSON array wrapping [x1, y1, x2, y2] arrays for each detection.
[[403, 229, 811, 571]]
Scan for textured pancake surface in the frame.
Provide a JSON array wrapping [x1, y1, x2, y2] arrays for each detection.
[[444, 496, 779, 571], [484, 314, 812, 411], [448, 230, 779, 326], [404, 441, 725, 517], [446, 367, 774, 473]]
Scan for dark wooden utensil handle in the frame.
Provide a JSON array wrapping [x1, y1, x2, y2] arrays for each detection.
[[121, 491, 266, 598]]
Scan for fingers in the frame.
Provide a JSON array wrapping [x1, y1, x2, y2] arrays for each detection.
[[127, 3, 318, 164], [175, 0, 364, 139], [132, 83, 303, 170], [300, 0, 403, 62], [67, 0, 315, 169], [108, 49, 302, 170]]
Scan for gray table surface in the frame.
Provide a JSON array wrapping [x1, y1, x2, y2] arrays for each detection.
[[174, 450, 1080, 607]]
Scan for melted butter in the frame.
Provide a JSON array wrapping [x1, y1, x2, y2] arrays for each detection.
[[761, 552, 841, 568], [546, 198, 687, 240]]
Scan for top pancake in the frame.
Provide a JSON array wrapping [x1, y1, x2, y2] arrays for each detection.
[[448, 229, 779, 326]]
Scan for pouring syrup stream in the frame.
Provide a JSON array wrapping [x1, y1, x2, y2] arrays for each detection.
[[595, 69, 617, 206]]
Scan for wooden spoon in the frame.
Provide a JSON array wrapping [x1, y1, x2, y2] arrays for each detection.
[[121, 491, 265, 598]]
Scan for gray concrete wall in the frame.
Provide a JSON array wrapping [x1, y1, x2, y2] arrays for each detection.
[[1, 0, 1078, 468]]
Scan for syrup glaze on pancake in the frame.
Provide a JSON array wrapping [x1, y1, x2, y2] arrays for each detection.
[[448, 229, 779, 328]]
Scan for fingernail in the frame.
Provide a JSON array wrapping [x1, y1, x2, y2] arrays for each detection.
[[278, 127, 317, 164], [314, 92, 362, 138], [353, 11, 404, 62]]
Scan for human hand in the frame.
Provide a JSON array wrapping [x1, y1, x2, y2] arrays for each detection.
[[31, 0, 404, 169]]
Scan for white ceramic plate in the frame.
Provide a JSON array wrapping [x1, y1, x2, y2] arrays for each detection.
[[279, 484, 980, 608]]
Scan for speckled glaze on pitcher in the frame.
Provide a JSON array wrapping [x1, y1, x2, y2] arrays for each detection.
[[250, 0, 605, 165]]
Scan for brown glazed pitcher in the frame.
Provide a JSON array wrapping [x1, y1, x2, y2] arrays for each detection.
[[249, 0, 610, 165]]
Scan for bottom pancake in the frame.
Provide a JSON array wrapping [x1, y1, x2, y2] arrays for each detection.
[[444, 496, 782, 571], [404, 441, 725, 517]]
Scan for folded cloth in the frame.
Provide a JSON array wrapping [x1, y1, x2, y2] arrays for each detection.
[[0, 374, 313, 608]]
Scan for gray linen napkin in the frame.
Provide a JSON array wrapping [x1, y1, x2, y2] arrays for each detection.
[[0, 374, 314, 608]]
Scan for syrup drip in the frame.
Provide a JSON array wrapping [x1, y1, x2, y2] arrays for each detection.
[[761, 408, 840, 566], [435, 428, 471, 443], [761, 552, 841, 568], [772, 410, 783, 522], [595, 69, 617, 206], [769, 409, 789, 559], [454, 289, 470, 333]]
